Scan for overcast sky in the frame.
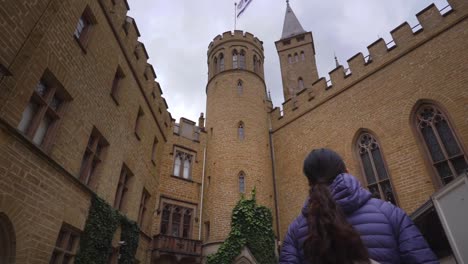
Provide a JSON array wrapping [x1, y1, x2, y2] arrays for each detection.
[[128, 0, 449, 122]]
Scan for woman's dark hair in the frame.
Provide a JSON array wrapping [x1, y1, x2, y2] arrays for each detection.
[[303, 148, 369, 264]]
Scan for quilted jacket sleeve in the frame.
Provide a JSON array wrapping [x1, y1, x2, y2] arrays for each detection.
[[386, 203, 439, 264], [279, 221, 301, 264]]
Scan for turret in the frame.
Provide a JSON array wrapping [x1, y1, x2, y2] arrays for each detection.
[[202, 31, 274, 255], [276, 1, 319, 101]]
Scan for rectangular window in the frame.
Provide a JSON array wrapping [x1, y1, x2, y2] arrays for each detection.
[[160, 203, 193, 238], [151, 137, 158, 164], [74, 6, 96, 50], [79, 127, 108, 187], [50, 224, 80, 264], [138, 189, 150, 227], [173, 149, 193, 179], [110, 66, 125, 104], [135, 107, 144, 140], [114, 165, 132, 210], [18, 71, 70, 150]]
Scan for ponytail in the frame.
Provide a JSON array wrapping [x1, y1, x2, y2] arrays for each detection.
[[303, 149, 370, 264]]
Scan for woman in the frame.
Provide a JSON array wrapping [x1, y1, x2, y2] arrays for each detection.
[[280, 148, 438, 264]]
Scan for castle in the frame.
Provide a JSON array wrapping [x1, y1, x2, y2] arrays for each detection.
[[0, 0, 467, 263]]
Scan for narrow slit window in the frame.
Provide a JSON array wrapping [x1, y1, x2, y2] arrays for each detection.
[[238, 122, 245, 141], [134, 107, 144, 140], [237, 80, 243, 95], [110, 66, 125, 104], [298, 78, 304, 90], [239, 172, 246, 193]]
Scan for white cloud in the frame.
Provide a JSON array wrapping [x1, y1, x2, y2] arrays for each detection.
[[128, 0, 449, 122]]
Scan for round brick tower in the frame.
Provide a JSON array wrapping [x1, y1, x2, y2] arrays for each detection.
[[202, 30, 275, 255]]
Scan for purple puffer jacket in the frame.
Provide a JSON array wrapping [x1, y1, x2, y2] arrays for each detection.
[[279, 173, 439, 264]]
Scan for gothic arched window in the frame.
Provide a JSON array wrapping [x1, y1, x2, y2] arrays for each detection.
[[298, 78, 304, 90], [173, 150, 193, 179], [238, 121, 244, 141], [288, 54, 292, 64], [239, 172, 246, 193], [294, 53, 299, 62], [239, 50, 246, 69], [301, 51, 305, 61], [219, 53, 225, 72], [415, 104, 467, 185], [237, 80, 243, 95], [357, 132, 397, 204], [232, 50, 239, 69]]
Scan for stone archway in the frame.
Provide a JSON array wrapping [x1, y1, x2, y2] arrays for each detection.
[[0, 212, 16, 264]]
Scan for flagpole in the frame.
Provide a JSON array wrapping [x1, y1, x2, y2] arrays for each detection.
[[234, 2, 237, 30]]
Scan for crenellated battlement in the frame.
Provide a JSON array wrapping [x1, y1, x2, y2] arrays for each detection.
[[99, 0, 173, 136], [271, 0, 467, 130], [208, 30, 264, 54]]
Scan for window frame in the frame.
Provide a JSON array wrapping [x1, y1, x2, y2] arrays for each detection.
[[219, 53, 225, 72], [49, 224, 80, 264], [134, 107, 144, 140], [239, 50, 246, 69], [412, 102, 468, 188], [239, 171, 246, 194], [160, 203, 193, 239], [17, 70, 71, 151], [238, 121, 245, 141], [73, 6, 96, 52], [138, 189, 150, 227], [113, 164, 133, 211], [232, 49, 238, 69], [298, 78, 304, 90], [79, 127, 108, 188], [237, 80, 243, 95], [172, 149, 194, 180], [110, 66, 125, 104], [355, 131, 398, 205]]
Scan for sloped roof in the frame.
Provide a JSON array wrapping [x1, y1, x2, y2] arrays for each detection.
[[281, 1, 306, 39]]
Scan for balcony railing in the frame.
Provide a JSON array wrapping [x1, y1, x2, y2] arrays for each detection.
[[152, 234, 202, 257]]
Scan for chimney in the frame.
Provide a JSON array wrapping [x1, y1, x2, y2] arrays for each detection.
[[198, 112, 205, 129]]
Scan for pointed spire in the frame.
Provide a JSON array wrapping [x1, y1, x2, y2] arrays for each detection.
[[334, 52, 340, 68], [281, 0, 306, 39]]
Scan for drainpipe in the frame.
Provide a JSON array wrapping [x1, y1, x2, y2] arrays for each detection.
[[269, 117, 281, 249], [198, 146, 207, 240]]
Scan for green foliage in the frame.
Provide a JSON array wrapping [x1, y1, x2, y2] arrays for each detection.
[[118, 216, 140, 264], [207, 189, 277, 264], [75, 195, 140, 264]]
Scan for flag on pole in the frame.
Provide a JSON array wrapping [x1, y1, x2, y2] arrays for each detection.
[[237, 0, 253, 18]]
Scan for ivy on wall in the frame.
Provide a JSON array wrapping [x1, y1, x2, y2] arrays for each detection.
[[75, 195, 140, 264], [207, 189, 277, 264]]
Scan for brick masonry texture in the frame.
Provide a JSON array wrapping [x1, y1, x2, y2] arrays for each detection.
[[0, 0, 467, 263]]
